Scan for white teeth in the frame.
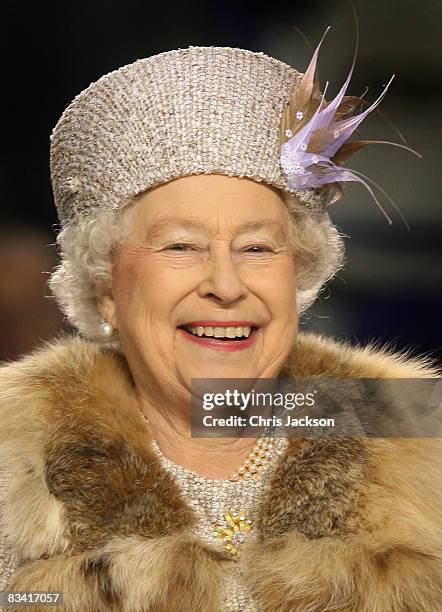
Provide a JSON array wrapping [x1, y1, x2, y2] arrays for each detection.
[[184, 325, 254, 339], [213, 327, 225, 338], [225, 327, 236, 338]]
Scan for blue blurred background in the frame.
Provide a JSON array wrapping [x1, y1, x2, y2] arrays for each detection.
[[0, 0, 441, 363]]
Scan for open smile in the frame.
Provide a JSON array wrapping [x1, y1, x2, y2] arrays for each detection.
[[177, 321, 259, 351]]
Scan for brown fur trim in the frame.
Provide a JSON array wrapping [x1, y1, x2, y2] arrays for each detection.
[[246, 436, 442, 611], [283, 331, 441, 378], [257, 438, 368, 540], [242, 532, 442, 612], [43, 374, 196, 550], [0, 336, 195, 559], [7, 536, 226, 611], [1, 332, 441, 611]]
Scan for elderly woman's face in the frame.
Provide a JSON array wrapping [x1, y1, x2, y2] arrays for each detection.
[[99, 175, 298, 396]]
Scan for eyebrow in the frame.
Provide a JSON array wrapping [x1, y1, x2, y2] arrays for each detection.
[[145, 217, 286, 239]]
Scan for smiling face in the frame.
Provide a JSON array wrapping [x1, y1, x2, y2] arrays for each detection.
[[97, 174, 298, 404]]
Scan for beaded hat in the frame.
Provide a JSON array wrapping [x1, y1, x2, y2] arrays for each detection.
[[50, 35, 416, 227], [49, 45, 334, 227]]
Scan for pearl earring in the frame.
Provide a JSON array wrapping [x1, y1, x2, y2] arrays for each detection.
[[98, 319, 114, 338]]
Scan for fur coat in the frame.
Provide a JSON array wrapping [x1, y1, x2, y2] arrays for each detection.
[[0, 332, 441, 612]]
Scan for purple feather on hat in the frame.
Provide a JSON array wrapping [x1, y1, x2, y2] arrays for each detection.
[[279, 27, 421, 225]]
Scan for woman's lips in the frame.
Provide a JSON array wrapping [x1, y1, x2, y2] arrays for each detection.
[[177, 326, 258, 352]]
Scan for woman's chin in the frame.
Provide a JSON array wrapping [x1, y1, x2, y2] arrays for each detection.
[[178, 362, 261, 383]]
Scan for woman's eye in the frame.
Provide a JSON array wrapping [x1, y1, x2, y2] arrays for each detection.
[[165, 243, 195, 251], [243, 245, 274, 253]]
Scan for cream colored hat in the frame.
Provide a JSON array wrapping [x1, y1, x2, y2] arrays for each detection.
[[50, 45, 332, 227]]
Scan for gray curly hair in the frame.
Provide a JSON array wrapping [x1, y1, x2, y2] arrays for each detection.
[[49, 189, 345, 348]]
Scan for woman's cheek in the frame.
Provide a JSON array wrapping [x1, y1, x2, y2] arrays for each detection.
[[114, 251, 162, 301], [245, 257, 296, 308]]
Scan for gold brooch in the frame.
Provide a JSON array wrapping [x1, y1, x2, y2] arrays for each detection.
[[214, 508, 252, 556]]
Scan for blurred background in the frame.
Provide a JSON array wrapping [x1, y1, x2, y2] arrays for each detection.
[[0, 0, 441, 363]]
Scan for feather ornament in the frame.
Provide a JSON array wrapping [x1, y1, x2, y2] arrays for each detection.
[[279, 27, 422, 224]]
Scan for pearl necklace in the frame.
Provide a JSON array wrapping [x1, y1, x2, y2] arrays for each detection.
[[136, 404, 276, 482], [229, 436, 274, 481]]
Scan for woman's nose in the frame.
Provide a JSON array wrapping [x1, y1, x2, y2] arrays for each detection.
[[197, 245, 247, 304]]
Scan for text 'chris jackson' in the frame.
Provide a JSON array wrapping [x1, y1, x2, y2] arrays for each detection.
[[202, 414, 335, 428]]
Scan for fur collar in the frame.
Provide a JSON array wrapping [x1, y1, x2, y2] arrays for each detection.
[[0, 332, 441, 611]]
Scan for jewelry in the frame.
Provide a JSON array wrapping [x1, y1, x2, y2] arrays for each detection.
[[98, 319, 114, 337], [137, 406, 286, 563], [138, 404, 275, 483], [214, 508, 253, 556], [229, 436, 274, 482]]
